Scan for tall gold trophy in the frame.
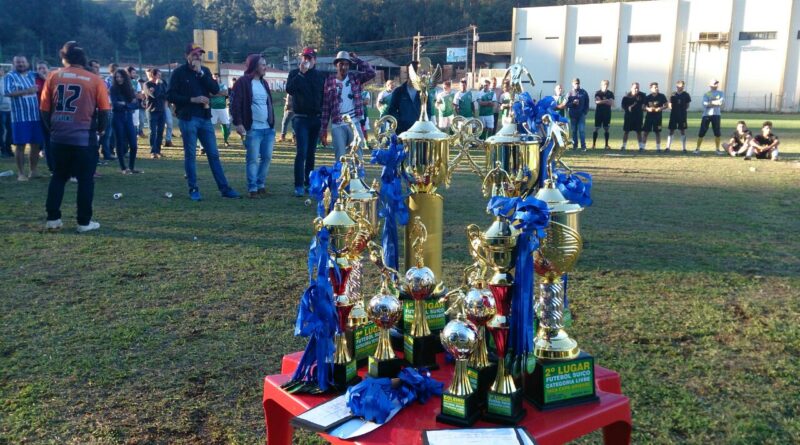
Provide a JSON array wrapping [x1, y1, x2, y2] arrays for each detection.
[[436, 290, 480, 427], [524, 180, 598, 409], [462, 262, 498, 404]]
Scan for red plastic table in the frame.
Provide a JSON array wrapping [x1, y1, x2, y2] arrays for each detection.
[[263, 352, 631, 445]]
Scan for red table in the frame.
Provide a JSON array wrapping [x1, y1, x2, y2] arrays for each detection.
[[263, 352, 631, 445]]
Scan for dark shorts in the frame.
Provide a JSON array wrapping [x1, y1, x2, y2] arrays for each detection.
[[643, 114, 662, 132], [754, 149, 774, 159], [594, 111, 611, 128], [12, 120, 44, 145], [623, 113, 642, 132], [668, 115, 688, 131], [699, 115, 721, 137]]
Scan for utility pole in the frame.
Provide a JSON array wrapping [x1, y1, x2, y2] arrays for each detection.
[[471, 25, 478, 85]]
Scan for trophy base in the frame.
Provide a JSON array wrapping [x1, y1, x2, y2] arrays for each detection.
[[348, 322, 381, 367], [403, 333, 439, 370], [436, 391, 481, 427], [524, 351, 599, 410], [367, 356, 404, 379], [467, 363, 498, 406], [483, 389, 526, 424], [332, 360, 361, 390]]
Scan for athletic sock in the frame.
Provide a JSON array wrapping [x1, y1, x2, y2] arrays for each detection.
[[604, 131, 609, 146], [681, 135, 687, 150], [592, 130, 598, 147], [696, 137, 703, 149], [222, 125, 230, 143], [666, 135, 672, 149], [714, 136, 721, 150]]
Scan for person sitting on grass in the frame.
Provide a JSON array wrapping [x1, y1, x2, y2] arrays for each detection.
[[745, 121, 780, 161], [722, 120, 753, 157]]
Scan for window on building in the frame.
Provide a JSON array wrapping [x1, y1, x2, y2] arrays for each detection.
[[519, 37, 532, 41], [545, 36, 560, 40], [207, 51, 215, 61], [796, 30, 799, 39], [739, 31, 777, 40], [627, 34, 661, 43], [698, 32, 728, 42], [579, 36, 602, 45]]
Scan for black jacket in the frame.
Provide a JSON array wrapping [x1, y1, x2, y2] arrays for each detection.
[[167, 63, 219, 120], [388, 81, 433, 134], [285, 67, 325, 116]]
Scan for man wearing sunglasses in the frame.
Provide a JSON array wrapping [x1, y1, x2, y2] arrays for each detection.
[[320, 50, 375, 161]]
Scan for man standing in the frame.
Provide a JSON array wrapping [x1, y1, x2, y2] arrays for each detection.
[[666, 80, 691, 153], [127, 67, 145, 138], [100, 62, 118, 160], [0, 68, 13, 158], [454, 78, 474, 119], [642, 82, 668, 152], [167, 43, 240, 201], [696, 79, 724, 155], [279, 94, 293, 142], [376, 80, 394, 118], [491, 77, 502, 135], [553, 84, 567, 117], [41, 41, 110, 233], [620, 82, 646, 151], [3, 56, 43, 181], [388, 61, 433, 136], [566, 77, 589, 151], [286, 47, 325, 197], [476, 79, 497, 139], [592, 80, 614, 150], [320, 51, 375, 160], [435, 80, 455, 132], [231, 54, 276, 198], [144, 68, 167, 158], [210, 72, 232, 147]]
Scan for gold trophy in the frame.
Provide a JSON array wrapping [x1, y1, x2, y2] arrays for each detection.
[[462, 264, 498, 402], [481, 60, 540, 198], [436, 291, 480, 427], [401, 57, 466, 278], [401, 216, 442, 370], [365, 242, 405, 378], [524, 179, 598, 409]]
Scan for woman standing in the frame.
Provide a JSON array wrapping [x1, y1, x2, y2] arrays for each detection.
[[109, 69, 142, 174]]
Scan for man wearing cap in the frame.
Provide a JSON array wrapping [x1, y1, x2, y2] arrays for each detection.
[[566, 77, 589, 151], [167, 43, 240, 201], [286, 47, 325, 197], [696, 79, 724, 155], [320, 51, 375, 161]]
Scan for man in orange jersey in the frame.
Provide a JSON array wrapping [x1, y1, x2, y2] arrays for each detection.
[[40, 41, 111, 233]]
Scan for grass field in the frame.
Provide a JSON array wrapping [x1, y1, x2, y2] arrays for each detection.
[[1, 102, 799, 444]]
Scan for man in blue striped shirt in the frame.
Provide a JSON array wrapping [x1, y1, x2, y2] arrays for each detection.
[[3, 56, 43, 181]]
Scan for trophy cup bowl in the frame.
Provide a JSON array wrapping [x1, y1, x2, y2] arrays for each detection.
[[322, 201, 356, 255], [484, 123, 541, 197], [401, 121, 452, 194], [367, 291, 402, 361], [482, 218, 518, 286]]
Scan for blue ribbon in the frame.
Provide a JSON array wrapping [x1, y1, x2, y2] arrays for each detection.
[[345, 368, 442, 424], [487, 196, 550, 371], [309, 162, 343, 217], [554, 169, 593, 207], [371, 135, 410, 271], [291, 227, 338, 392]]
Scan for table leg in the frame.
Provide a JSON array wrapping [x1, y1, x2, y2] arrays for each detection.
[[264, 398, 294, 445], [602, 420, 632, 445]]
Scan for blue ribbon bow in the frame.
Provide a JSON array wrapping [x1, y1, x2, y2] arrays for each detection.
[[371, 135, 411, 271], [309, 162, 343, 217], [346, 368, 442, 424], [554, 169, 593, 207]]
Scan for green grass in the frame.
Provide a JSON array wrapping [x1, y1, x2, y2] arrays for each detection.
[[0, 104, 799, 444]]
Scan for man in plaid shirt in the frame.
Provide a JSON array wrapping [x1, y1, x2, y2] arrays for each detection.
[[320, 51, 375, 160]]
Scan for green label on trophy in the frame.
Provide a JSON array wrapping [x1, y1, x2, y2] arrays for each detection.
[[353, 322, 380, 361], [403, 334, 414, 363], [403, 300, 446, 332], [467, 367, 479, 391], [487, 393, 513, 417], [442, 394, 466, 417], [368, 356, 378, 376], [346, 360, 357, 382], [542, 357, 594, 403], [526, 354, 537, 374]]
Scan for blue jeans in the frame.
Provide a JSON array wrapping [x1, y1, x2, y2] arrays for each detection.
[[101, 111, 115, 159], [292, 115, 321, 188], [164, 109, 173, 142], [245, 127, 275, 192], [137, 109, 146, 135], [570, 113, 587, 149], [113, 112, 138, 171], [179, 117, 230, 192], [0, 111, 12, 155], [46, 142, 98, 225], [148, 111, 165, 154]]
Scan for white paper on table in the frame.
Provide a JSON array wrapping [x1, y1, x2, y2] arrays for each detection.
[[424, 427, 523, 445], [328, 400, 403, 439], [293, 395, 354, 430]]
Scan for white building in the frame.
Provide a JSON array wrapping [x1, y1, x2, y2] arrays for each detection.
[[512, 0, 800, 112]]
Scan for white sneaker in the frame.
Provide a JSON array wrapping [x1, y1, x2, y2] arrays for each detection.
[[76, 221, 100, 233], [45, 219, 63, 231], [693, 149, 700, 155]]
